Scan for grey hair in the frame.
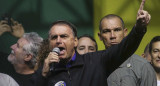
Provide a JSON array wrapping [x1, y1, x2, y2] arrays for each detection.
[[22, 32, 43, 69]]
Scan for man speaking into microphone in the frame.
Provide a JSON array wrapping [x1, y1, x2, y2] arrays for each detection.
[[34, 2, 151, 85]]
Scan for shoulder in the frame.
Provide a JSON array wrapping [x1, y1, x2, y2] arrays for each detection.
[[120, 54, 149, 66], [130, 54, 148, 63], [122, 54, 151, 68], [0, 73, 19, 86]]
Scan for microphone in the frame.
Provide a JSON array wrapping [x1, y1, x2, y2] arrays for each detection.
[[50, 47, 60, 72]]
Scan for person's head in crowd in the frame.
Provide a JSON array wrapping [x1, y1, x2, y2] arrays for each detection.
[[76, 34, 98, 55], [149, 36, 160, 73], [8, 32, 43, 73], [48, 20, 78, 62], [98, 14, 128, 49], [141, 43, 151, 62]]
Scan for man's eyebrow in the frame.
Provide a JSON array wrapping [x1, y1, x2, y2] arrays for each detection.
[[60, 34, 68, 36], [102, 28, 110, 31], [89, 46, 95, 48], [50, 35, 57, 37], [79, 45, 85, 47]]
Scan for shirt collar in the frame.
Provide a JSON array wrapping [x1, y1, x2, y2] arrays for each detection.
[[66, 53, 76, 68]]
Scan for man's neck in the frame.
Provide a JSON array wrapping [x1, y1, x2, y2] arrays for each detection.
[[156, 72, 160, 80], [60, 51, 76, 65], [153, 66, 160, 80], [13, 64, 34, 75]]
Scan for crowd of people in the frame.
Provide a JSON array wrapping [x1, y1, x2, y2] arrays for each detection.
[[0, 0, 159, 86]]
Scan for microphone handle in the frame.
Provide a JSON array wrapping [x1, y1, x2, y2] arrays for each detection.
[[50, 62, 56, 72], [50, 47, 60, 72]]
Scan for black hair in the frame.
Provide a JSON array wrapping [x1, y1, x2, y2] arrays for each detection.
[[149, 36, 160, 54], [49, 20, 77, 37]]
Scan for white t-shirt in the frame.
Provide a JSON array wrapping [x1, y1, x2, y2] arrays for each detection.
[[157, 80, 160, 86], [0, 73, 19, 86]]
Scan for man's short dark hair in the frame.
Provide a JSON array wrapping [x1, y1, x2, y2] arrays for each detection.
[[99, 14, 125, 32], [49, 20, 77, 37], [149, 36, 160, 54], [78, 34, 98, 51]]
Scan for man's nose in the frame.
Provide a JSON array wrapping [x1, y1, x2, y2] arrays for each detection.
[[85, 49, 89, 54], [110, 31, 116, 40], [56, 36, 62, 44]]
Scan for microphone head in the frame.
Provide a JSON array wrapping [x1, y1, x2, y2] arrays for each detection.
[[52, 47, 60, 54]]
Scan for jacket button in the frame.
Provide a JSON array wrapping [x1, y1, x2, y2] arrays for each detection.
[[127, 63, 131, 68]]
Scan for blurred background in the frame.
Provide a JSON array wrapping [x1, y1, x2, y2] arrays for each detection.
[[0, 0, 93, 53], [0, 0, 160, 55]]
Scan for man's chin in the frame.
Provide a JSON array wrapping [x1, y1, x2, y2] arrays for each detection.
[[7, 56, 15, 64]]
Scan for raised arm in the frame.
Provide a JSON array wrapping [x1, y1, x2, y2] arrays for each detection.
[[102, 0, 151, 72]]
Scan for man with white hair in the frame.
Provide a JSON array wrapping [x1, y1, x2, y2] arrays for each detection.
[[0, 32, 43, 86]]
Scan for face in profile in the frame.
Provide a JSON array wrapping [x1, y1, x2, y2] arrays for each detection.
[[49, 24, 78, 59], [77, 37, 97, 55], [151, 41, 160, 70], [8, 37, 28, 64], [98, 17, 128, 49]]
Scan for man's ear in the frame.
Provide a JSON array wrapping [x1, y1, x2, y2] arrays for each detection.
[[74, 37, 78, 47], [98, 32, 102, 41], [24, 54, 32, 61], [141, 53, 145, 58], [124, 28, 128, 37]]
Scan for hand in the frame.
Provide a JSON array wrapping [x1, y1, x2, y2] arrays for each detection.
[[0, 20, 11, 36], [42, 52, 60, 77], [10, 19, 25, 38], [136, 0, 151, 27]]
